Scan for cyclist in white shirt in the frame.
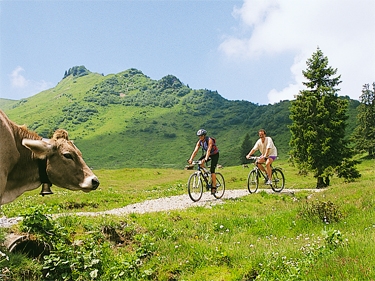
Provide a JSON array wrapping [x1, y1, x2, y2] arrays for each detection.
[[246, 129, 277, 185]]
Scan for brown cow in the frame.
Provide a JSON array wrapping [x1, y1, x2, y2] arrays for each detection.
[[0, 110, 99, 205]]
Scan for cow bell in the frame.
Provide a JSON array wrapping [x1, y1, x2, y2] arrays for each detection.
[[40, 183, 53, 196]]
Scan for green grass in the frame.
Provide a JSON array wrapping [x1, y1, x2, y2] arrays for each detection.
[[1, 157, 374, 280], [1, 167, 192, 217], [0, 158, 315, 217]]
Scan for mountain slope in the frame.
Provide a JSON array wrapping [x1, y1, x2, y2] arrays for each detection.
[[0, 67, 359, 169]]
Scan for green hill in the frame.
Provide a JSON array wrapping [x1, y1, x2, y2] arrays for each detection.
[[0, 98, 18, 110], [0, 66, 360, 169]]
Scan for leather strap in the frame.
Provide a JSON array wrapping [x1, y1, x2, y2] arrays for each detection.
[[38, 158, 52, 186]]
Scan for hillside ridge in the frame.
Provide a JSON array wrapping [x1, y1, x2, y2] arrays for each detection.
[[0, 66, 360, 169]]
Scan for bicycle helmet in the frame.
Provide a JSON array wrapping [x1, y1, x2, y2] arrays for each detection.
[[196, 129, 207, 136]]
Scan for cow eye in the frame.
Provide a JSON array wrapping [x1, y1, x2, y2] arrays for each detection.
[[63, 153, 73, 160]]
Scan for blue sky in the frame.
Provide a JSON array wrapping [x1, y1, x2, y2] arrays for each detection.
[[1, 0, 374, 105]]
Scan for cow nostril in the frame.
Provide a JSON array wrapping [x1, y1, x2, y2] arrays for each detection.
[[92, 178, 100, 190]]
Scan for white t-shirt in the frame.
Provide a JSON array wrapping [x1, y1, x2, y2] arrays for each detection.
[[252, 137, 277, 157]]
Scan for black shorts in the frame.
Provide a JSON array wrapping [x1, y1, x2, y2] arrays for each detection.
[[199, 152, 219, 174]]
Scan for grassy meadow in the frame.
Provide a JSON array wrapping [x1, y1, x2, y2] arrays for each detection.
[[1, 156, 374, 280]]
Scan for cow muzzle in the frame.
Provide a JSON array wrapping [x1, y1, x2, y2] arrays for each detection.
[[92, 177, 100, 190], [76, 175, 100, 192]]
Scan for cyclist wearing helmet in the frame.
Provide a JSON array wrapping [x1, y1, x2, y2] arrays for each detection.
[[188, 129, 220, 194]]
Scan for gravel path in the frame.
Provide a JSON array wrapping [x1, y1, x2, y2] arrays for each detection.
[[1, 188, 322, 227]]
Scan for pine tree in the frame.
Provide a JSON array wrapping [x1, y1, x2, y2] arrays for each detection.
[[289, 48, 358, 188], [240, 133, 252, 164], [353, 83, 375, 157]]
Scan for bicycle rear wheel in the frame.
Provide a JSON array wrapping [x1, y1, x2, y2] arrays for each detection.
[[247, 169, 259, 193], [213, 173, 225, 199], [271, 168, 285, 192], [187, 173, 203, 202]]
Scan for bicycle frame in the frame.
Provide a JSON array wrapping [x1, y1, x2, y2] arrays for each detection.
[[193, 161, 211, 190], [252, 165, 268, 181]]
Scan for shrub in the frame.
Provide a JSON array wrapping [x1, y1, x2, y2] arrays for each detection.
[[299, 200, 343, 223]]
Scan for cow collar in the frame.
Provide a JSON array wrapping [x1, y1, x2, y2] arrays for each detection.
[[38, 158, 52, 186], [38, 138, 52, 186]]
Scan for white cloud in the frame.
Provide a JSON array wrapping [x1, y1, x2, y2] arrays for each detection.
[[220, 0, 375, 103], [268, 53, 306, 102], [9, 66, 53, 99], [10, 66, 28, 88]]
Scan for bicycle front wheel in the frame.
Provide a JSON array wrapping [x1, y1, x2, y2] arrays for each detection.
[[271, 168, 285, 192], [213, 173, 225, 199], [247, 169, 259, 193], [187, 173, 204, 202]]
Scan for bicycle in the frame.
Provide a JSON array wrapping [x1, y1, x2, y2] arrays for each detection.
[[246, 156, 285, 194], [187, 160, 225, 202]]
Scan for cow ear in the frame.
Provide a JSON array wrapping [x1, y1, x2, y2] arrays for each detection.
[[53, 129, 69, 140], [22, 139, 53, 159]]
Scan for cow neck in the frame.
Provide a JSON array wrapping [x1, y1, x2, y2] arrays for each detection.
[[38, 158, 52, 186]]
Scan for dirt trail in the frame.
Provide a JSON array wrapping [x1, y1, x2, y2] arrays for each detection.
[[1, 188, 322, 227]]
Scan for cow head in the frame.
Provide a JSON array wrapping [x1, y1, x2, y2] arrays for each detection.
[[22, 129, 99, 192]]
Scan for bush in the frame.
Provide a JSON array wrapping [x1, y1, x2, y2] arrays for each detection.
[[299, 200, 343, 223]]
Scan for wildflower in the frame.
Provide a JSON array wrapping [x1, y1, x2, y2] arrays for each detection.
[[0, 251, 9, 261]]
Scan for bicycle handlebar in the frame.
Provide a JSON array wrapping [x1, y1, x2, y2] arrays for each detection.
[[247, 156, 269, 161], [247, 156, 258, 160], [187, 159, 207, 165]]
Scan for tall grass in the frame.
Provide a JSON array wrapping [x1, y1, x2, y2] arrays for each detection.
[[1, 157, 374, 280]]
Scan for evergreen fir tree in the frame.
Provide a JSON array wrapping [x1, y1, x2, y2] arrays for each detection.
[[240, 133, 252, 164], [353, 83, 375, 157], [289, 48, 359, 188]]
